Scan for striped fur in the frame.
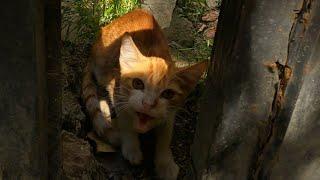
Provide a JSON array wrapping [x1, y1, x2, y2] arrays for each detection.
[[81, 9, 207, 179]]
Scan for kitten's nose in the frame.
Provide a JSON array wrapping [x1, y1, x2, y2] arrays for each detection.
[[142, 99, 157, 110]]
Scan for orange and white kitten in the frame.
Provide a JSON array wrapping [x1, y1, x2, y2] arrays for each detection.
[[82, 9, 207, 179]]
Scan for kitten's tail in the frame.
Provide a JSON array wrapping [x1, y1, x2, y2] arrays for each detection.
[[81, 63, 107, 135]]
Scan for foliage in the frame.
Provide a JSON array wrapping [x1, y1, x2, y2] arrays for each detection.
[[177, 0, 207, 23], [62, 0, 140, 43], [173, 0, 218, 63]]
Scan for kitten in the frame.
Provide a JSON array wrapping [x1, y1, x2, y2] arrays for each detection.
[[82, 9, 207, 179]]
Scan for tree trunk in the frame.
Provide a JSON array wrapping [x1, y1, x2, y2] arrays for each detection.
[[0, 0, 48, 178], [0, 0, 61, 178], [46, 0, 62, 178], [191, 0, 320, 179]]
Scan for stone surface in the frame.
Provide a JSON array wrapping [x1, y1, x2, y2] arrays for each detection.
[[141, 0, 177, 28], [164, 8, 195, 48]]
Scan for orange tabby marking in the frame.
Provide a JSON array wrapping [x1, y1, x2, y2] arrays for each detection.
[[81, 9, 207, 179]]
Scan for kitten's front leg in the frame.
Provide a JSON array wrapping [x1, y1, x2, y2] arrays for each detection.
[[154, 121, 179, 180], [121, 131, 143, 165]]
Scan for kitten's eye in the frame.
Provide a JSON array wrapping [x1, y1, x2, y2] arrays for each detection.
[[132, 78, 144, 90], [161, 89, 175, 99]]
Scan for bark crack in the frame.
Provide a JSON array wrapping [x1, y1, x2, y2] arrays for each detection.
[[251, 0, 313, 179], [251, 62, 292, 179]]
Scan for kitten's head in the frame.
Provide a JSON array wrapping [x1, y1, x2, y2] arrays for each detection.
[[117, 34, 207, 133]]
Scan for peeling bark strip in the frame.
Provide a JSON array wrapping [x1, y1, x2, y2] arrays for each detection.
[[251, 62, 292, 179]]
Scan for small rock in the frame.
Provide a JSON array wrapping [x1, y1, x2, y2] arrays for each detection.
[[202, 10, 219, 22], [141, 0, 177, 28], [164, 8, 195, 48]]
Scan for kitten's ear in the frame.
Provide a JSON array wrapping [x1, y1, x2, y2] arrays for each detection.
[[174, 61, 208, 94], [119, 33, 142, 73]]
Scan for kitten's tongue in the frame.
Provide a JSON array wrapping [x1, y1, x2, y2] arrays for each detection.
[[136, 112, 154, 133]]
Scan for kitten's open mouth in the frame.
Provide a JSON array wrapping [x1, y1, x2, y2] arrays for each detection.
[[136, 112, 155, 123], [135, 112, 155, 133]]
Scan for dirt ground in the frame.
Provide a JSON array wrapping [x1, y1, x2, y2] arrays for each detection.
[[61, 3, 219, 179]]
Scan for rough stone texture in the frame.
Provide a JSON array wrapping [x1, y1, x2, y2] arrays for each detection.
[[141, 0, 177, 28], [190, 0, 320, 179], [164, 8, 195, 48]]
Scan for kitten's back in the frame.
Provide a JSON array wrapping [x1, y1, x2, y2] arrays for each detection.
[[92, 9, 172, 67]]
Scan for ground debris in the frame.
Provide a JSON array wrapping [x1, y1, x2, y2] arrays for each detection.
[[87, 131, 116, 153], [61, 130, 101, 178], [202, 9, 219, 22]]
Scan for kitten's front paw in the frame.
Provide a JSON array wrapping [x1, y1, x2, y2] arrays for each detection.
[[93, 113, 110, 136], [155, 158, 179, 180], [122, 144, 143, 165]]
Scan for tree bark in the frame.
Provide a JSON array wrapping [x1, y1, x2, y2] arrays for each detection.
[[0, 0, 62, 178], [0, 0, 48, 178], [191, 0, 320, 179], [45, 0, 62, 178]]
